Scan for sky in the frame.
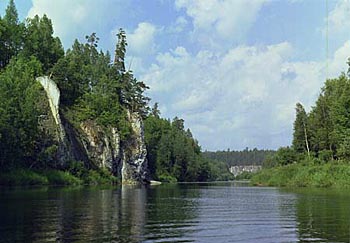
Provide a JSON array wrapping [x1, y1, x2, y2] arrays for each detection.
[[1, 0, 350, 151]]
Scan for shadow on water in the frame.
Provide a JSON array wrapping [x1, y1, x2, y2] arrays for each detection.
[[282, 188, 350, 243]]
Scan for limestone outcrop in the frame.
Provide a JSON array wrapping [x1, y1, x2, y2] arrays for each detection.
[[229, 165, 262, 177], [37, 76, 149, 184], [80, 121, 121, 172], [121, 111, 149, 184]]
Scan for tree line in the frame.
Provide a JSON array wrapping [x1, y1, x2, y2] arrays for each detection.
[[203, 148, 275, 166], [144, 104, 233, 182]]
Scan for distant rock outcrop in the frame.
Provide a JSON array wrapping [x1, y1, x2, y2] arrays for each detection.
[[229, 165, 262, 177]]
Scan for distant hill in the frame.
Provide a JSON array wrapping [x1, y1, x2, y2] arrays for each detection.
[[203, 148, 275, 166]]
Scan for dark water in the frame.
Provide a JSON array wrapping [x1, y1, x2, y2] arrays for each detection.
[[1, 182, 350, 242]]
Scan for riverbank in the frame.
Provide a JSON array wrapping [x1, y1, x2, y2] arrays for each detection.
[[251, 163, 350, 188], [0, 168, 118, 186]]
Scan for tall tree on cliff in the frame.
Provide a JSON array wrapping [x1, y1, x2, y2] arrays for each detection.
[[23, 14, 64, 72], [292, 103, 310, 157], [113, 28, 150, 117]]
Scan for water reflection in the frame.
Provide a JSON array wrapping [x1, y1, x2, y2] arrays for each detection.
[[144, 184, 199, 242], [0, 184, 199, 242], [291, 188, 350, 242], [3, 184, 350, 242]]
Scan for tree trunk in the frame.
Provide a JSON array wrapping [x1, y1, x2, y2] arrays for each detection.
[[303, 122, 310, 157]]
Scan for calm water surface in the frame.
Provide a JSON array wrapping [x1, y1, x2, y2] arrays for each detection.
[[1, 182, 350, 242]]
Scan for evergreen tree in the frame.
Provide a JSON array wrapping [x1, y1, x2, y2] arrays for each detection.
[[0, 56, 43, 168], [23, 15, 64, 72], [0, 0, 24, 68], [113, 28, 150, 116], [114, 28, 127, 73], [308, 93, 334, 158], [292, 103, 310, 156], [151, 102, 161, 118]]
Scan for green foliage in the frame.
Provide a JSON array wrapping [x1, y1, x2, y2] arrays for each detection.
[[23, 14, 64, 72], [317, 149, 333, 163], [0, 1, 241, 185], [203, 148, 275, 166], [0, 169, 83, 186], [0, 0, 25, 68], [0, 169, 48, 186], [0, 167, 117, 186], [235, 171, 254, 180], [268, 146, 299, 166], [0, 55, 44, 168], [144, 114, 202, 181], [158, 174, 178, 183], [145, 113, 230, 182], [84, 169, 118, 185], [293, 103, 310, 154], [262, 154, 279, 168], [251, 163, 350, 188], [114, 28, 127, 73], [51, 31, 149, 139], [0, 2, 151, 183], [66, 161, 118, 185], [45, 170, 82, 185]]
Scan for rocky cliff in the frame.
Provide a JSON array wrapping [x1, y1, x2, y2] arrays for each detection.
[[37, 76, 149, 184]]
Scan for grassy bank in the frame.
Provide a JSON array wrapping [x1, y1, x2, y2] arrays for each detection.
[[251, 163, 350, 188], [0, 168, 118, 186]]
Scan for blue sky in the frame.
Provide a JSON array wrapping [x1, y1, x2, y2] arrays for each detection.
[[1, 0, 350, 151]]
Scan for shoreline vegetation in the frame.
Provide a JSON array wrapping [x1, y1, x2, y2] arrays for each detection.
[[0, 168, 118, 186], [251, 162, 350, 188]]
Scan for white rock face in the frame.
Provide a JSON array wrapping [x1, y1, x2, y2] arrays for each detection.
[[229, 165, 262, 177], [36, 76, 65, 141], [121, 111, 149, 184], [80, 121, 121, 172]]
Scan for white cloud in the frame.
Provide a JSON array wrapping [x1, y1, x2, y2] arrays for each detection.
[[126, 22, 157, 56], [175, 0, 269, 48], [141, 40, 349, 150], [168, 16, 189, 33], [323, 0, 350, 37], [328, 40, 350, 76], [28, 0, 125, 49]]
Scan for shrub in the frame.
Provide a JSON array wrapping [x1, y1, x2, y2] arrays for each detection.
[[318, 150, 334, 163], [158, 174, 177, 183], [84, 169, 118, 185], [0, 169, 48, 186], [235, 171, 253, 180], [45, 170, 82, 185]]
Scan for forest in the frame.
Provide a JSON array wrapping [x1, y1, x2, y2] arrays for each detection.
[[203, 148, 275, 166], [0, 0, 231, 185]]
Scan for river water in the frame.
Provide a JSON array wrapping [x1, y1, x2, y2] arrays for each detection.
[[1, 182, 350, 242]]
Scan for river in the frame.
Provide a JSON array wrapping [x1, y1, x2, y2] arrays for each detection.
[[1, 182, 350, 242]]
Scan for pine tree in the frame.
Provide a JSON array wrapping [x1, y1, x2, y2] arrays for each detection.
[[0, 0, 24, 68], [292, 103, 310, 156], [151, 102, 161, 118], [23, 15, 64, 72]]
